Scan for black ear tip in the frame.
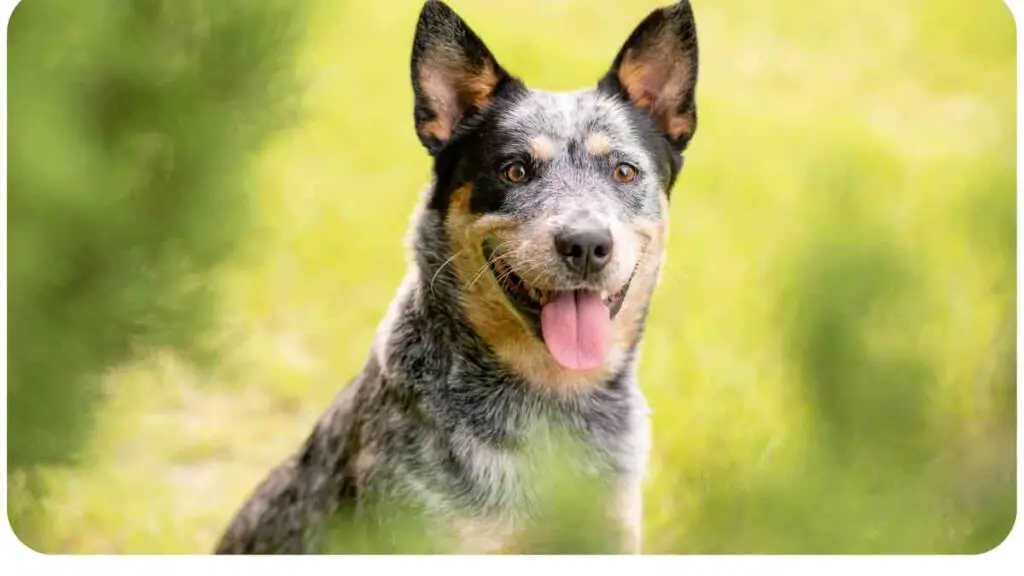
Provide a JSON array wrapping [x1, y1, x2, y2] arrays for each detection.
[[418, 0, 457, 24], [663, 0, 698, 41], [666, 0, 695, 20], [414, 0, 457, 48], [415, 0, 473, 45]]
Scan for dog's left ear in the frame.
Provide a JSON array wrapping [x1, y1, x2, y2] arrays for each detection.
[[598, 1, 699, 153], [411, 0, 514, 155]]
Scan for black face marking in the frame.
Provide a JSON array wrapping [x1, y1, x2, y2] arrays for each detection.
[[427, 81, 530, 213]]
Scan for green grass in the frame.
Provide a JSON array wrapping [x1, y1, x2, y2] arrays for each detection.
[[13, 0, 1016, 554]]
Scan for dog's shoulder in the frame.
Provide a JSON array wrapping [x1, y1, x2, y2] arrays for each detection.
[[214, 356, 384, 554]]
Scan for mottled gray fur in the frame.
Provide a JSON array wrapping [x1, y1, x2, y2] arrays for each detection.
[[214, 0, 698, 554]]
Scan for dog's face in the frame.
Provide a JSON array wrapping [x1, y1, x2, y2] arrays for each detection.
[[410, 0, 698, 389]]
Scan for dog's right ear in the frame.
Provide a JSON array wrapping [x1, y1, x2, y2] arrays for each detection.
[[411, 0, 513, 155]]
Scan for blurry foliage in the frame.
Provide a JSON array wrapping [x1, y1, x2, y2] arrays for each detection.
[[320, 425, 625, 554], [672, 144, 1016, 553], [4, 0, 1016, 555], [7, 0, 308, 543]]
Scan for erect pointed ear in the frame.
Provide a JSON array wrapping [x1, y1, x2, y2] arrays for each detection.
[[598, 1, 699, 153], [411, 0, 515, 155]]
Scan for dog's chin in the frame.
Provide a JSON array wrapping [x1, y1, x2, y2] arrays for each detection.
[[481, 240, 635, 344]]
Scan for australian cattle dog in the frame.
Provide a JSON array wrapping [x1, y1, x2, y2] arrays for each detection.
[[215, 0, 699, 554]]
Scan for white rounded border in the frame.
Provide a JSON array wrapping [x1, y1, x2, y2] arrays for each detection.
[[0, 0, 1019, 573]]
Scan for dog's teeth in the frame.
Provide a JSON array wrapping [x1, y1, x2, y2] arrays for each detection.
[[601, 290, 609, 300]]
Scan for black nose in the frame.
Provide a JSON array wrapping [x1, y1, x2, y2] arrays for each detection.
[[555, 227, 614, 277]]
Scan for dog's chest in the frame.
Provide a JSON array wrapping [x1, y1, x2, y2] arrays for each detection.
[[425, 389, 649, 543], [444, 409, 649, 553], [383, 352, 651, 551]]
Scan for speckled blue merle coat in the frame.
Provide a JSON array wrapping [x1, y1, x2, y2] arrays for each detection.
[[215, 0, 699, 554]]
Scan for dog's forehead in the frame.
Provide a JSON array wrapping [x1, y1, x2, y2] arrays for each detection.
[[498, 89, 637, 145]]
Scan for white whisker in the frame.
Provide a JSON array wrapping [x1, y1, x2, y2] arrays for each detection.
[[430, 250, 466, 298]]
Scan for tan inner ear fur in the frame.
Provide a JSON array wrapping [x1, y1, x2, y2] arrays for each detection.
[[618, 43, 694, 141], [444, 185, 669, 397], [419, 58, 500, 143]]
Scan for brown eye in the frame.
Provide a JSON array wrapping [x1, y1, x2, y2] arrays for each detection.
[[613, 163, 638, 183], [503, 162, 529, 183]]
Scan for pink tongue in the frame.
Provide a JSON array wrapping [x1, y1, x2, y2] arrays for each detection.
[[540, 291, 611, 371]]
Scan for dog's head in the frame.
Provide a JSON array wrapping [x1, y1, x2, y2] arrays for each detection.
[[411, 0, 698, 390]]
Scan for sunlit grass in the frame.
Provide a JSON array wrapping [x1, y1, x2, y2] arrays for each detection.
[[18, 0, 1015, 553]]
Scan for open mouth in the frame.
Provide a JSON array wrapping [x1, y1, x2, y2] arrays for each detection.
[[482, 240, 636, 372]]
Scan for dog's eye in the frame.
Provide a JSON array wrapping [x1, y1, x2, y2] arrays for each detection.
[[613, 163, 639, 183], [503, 162, 529, 184]]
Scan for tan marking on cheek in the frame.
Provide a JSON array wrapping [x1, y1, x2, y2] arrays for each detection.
[[586, 132, 613, 156], [530, 135, 556, 161], [449, 183, 473, 216], [615, 262, 660, 352], [658, 191, 670, 245], [476, 214, 520, 232], [612, 216, 666, 352], [445, 191, 530, 366]]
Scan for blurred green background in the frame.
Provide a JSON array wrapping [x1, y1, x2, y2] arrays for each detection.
[[6, 0, 1016, 554]]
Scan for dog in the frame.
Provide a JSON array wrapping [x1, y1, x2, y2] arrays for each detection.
[[214, 0, 698, 554]]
